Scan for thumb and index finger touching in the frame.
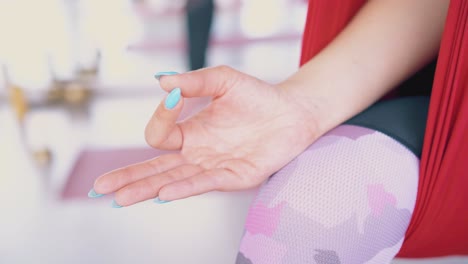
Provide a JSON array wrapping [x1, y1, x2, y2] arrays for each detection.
[[155, 66, 236, 98], [145, 66, 235, 150], [92, 67, 241, 203]]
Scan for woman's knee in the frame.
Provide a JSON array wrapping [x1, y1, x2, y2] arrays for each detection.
[[237, 125, 420, 264]]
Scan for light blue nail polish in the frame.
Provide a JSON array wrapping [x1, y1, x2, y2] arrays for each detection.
[[154, 71, 178, 80], [165, 88, 181, 109], [154, 197, 170, 204], [88, 188, 104, 198], [111, 200, 123, 208]]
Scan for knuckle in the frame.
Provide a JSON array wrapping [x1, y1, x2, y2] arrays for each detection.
[[165, 170, 179, 182], [143, 177, 160, 194], [119, 167, 135, 182], [120, 182, 149, 204], [145, 134, 160, 148], [213, 65, 239, 93], [144, 127, 161, 148], [183, 178, 196, 191], [216, 65, 235, 75]]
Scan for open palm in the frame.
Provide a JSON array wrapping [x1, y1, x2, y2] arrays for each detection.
[[93, 66, 319, 206]]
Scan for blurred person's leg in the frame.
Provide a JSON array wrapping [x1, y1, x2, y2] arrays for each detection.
[[236, 97, 429, 264], [186, 0, 215, 70]]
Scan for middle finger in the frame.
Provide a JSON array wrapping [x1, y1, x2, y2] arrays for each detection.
[[114, 163, 204, 206]]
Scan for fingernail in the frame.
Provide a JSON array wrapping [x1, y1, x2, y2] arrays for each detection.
[[88, 188, 104, 198], [165, 88, 181, 110], [154, 71, 178, 80], [111, 200, 123, 208], [154, 197, 170, 204]]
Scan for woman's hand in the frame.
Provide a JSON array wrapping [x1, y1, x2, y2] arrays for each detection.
[[91, 66, 321, 206]]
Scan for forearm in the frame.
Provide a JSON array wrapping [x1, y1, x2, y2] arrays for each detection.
[[281, 0, 449, 135]]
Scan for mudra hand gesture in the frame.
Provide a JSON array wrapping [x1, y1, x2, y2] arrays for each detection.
[[91, 66, 318, 207]]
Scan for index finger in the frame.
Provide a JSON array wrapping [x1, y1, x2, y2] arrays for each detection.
[[145, 88, 184, 150]]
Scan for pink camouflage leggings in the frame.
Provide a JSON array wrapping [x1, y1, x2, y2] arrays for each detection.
[[236, 124, 419, 264]]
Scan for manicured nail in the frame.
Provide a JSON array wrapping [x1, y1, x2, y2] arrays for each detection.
[[154, 71, 178, 80], [111, 200, 123, 208], [154, 197, 170, 204], [165, 88, 181, 110], [88, 188, 104, 198]]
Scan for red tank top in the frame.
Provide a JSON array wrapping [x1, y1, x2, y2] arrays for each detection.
[[300, 0, 468, 257]]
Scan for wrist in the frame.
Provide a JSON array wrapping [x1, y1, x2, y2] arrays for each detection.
[[275, 79, 332, 141], [277, 78, 340, 138]]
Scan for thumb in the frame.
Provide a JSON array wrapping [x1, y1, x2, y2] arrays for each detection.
[[155, 66, 240, 98]]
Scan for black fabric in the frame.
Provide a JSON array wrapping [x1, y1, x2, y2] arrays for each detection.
[[395, 59, 437, 97], [344, 58, 436, 157], [345, 96, 430, 158]]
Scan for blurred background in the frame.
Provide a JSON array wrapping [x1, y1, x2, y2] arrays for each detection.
[[0, 0, 465, 263]]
